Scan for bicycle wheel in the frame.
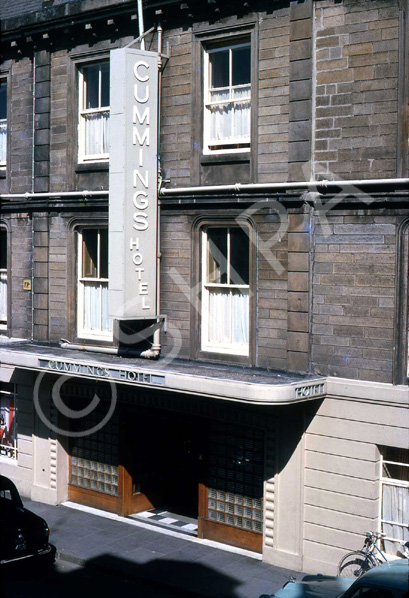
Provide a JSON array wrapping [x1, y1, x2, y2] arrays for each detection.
[[337, 551, 376, 578]]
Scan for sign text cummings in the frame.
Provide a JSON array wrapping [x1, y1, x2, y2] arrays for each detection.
[[108, 48, 158, 319]]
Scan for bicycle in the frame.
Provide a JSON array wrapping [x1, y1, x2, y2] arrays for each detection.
[[337, 531, 409, 578]]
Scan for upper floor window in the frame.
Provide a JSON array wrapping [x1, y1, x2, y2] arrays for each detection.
[[78, 228, 112, 339], [78, 62, 110, 162], [204, 39, 251, 154], [201, 226, 250, 355], [0, 229, 7, 330], [0, 81, 7, 167]]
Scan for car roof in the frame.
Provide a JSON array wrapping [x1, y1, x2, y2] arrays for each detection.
[[353, 559, 409, 591]]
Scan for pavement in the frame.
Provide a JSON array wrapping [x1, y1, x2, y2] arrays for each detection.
[[22, 497, 304, 598]]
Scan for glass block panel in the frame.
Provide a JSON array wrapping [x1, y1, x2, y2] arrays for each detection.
[[208, 510, 216, 520], [206, 421, 264, 534]]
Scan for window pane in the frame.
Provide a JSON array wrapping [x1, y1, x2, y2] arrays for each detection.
[[82, 229, 98, 277], [230, 228, 249, 285], [210, 50, 229, 89], [100, 62, 110, 107], [207, 228, 228, 284], [232, 289, 249, 344], [208, 289, 231, 344], [0, 82, 7, 120], [0, 229, 6, 269], [84, 65, 100, 109], [232, 47, 251, 86], [0, 395, 17, 458], [100, 229, 108, 279], [83, 282, 101, 330]]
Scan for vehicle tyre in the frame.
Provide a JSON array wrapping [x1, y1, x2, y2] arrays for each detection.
[[337, 551, 376, 578]]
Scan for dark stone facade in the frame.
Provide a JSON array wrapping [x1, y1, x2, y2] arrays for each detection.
[[0, 0, 408, 384]]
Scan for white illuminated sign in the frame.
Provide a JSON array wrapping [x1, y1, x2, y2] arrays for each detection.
[[109, 48, 159, 319]]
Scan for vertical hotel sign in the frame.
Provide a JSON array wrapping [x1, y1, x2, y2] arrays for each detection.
[[109, 48, 158, 319]]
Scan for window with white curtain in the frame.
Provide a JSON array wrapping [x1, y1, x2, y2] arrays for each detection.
[[78, 62, 110, 162], [204, 40, 251, 154], [201, 226, 250, 355], [380, 446, 409, 555], [78, 228, 112, 339], [0, 229, 7, 330], [0, 80, 7, 167]]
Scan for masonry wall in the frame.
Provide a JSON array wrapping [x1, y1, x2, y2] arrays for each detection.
[[314, 0, 399, 179], [311, 210, 401, 383], [303, 392, 409, 574]]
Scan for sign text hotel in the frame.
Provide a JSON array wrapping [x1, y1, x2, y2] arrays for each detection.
[[109, 48, 159, 319]]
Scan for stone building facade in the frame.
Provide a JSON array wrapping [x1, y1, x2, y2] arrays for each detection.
[[0, 0, 408, 574]]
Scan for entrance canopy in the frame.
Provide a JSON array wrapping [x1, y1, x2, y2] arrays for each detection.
[[0, 340, 326, 405]]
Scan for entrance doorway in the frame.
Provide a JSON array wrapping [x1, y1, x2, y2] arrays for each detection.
[[122, 410, 202, 519]]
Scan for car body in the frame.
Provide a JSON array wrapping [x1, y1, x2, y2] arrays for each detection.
[[260, 559, 409, 598], [0, 474, 56, 567]]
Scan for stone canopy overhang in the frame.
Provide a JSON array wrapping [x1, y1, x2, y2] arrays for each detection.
[[0, 341, 326, 405]]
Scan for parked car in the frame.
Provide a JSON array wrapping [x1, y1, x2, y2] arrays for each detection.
[[260, 559, 409, 598], [0, 475, 56, 568]]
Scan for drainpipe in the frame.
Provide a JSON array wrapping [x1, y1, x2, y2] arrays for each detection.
[[30, 54, 36, 341], [60, 340, 158, 358], [159, 178, 409, 196], [0, 190, 109, 200], [149, 21, 164, 358], [137, 0, 145, 50]]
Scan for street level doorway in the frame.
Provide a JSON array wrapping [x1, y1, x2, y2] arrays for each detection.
[[122, 409, 202, 520]]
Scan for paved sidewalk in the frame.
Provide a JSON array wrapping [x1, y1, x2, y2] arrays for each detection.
[[23, 497, 304, 598]]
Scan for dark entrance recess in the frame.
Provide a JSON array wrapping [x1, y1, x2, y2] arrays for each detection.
[[122, 409, 203, 519], [66, 384, 265, 553]]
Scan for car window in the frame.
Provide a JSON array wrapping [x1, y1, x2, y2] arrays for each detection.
[[0, 476, 23, 506]]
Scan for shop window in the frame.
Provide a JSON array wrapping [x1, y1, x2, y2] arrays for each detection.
[[0, 80, 6, 167], [0, 385, 17, 460], [204, 39, 251, 154], [0, 228, 7, 330], [78, 61, 110, 162], [380, 446, 409, 555], [78, 228, 112, 339], [201, 225, 250, 355]]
